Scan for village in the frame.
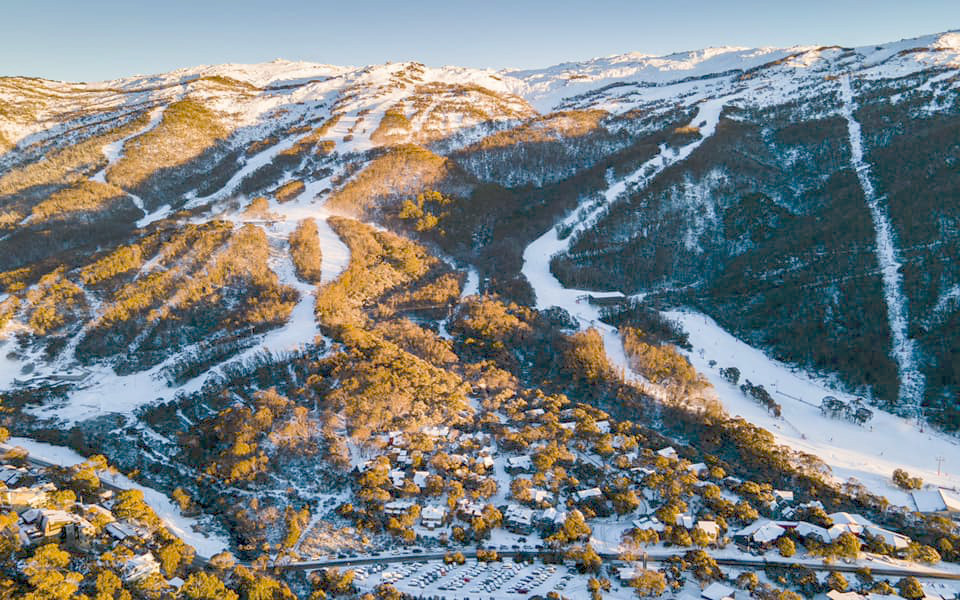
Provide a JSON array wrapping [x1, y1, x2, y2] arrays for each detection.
[[0, 451, 196, 593], [307, 390, 960, 599]]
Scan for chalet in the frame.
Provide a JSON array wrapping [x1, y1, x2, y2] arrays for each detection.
[[773, 490, 794, 504], [504, 505, 534, 534], [574, 487, 602, 502], [595, 420, 611, 434], [122, 553, 161, 583], [422, 426, 450, 439], [695, 520, 720, 540], [478, 455, 495, 469], [863, 525, 911, 551], [911, 489, 960, 516], [539, 508, 567, 530], [702, 582, 735, 600], [687, 462, 708, 476], [529, 488, 552, 506], [383, 500, 415, 516], [505, 456, 533, 474], [631, 516, 664, 532], [656, 446, 678, 459], [420, 505, 446, 530], [412, 471, 429, 488], [456, 499, 484, 520], [675, 513, 695, 530], [827, 592, 864, 600], [792, 521, 830, 543], [389, 469, 406, 488], [733, 520, 786, 546]]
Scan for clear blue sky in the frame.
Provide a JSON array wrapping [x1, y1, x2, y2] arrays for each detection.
[[3, 0, 959, 81]]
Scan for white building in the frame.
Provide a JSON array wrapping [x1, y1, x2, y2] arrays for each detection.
[[420, 505, 446, 530]]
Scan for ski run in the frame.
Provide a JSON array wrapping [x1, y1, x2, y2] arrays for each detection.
[[839, 74, 926, 411]]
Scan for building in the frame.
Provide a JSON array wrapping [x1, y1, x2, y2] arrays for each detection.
[[383, 500, 415, 516], [0, 483, 54, 512], [505, 455, 533, 474], [574, 487, 602, 502], [733, 520, 786, 547], [420, 505, 446, 530], [695, 520, 720, 540], [911, 489, 960, 516], [504, 505, 534, 534], [702, 582, 735, 600], [657, 446, 678, 459], [122, 553, 161, 583], [631, 516, 665, 533], [529, 488, 552, 506]]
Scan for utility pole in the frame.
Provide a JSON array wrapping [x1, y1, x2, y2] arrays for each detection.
[[936, 456, 945, 476]]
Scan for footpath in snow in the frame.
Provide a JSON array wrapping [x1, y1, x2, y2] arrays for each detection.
[[839, 74, 925, 409], [5, 436, 228, 559]]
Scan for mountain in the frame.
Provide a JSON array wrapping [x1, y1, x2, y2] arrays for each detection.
[[0, 30, 959, 577]]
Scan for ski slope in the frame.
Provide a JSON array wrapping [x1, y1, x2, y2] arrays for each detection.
[[522, 96, 731, 385], [839, 74, 926, 410], [666, 309, 960, 505]]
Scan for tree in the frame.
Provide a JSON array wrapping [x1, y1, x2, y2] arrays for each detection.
[[180, 572, 238, 600], [631, 569, 666, 597], [826, 572, 848, 592], [777, 537, 796, 558], [892, 469, 923, 490], [897, 577, 924, 600], [22, 544, 83, 600], [562, 510, 592, 542], [567, 544, 602, 573], [736, 572, 758, 591], [831, 532, 861, 560]]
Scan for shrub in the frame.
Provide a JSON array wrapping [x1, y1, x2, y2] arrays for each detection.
[[289, 218, 323, 283]]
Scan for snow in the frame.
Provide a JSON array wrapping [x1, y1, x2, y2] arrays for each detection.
[[664, 308, 960, 504], [5, 437, 228, 558], [839, 74, 925, 410]]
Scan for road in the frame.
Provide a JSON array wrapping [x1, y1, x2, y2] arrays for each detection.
[[12, 447, 960, 582], [272, 549, 960, 581]]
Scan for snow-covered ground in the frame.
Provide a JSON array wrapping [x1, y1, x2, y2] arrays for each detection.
[[5, 436, 229, 558], [11, 178, 351, 425], [839, 74, 925, 410], [664, 309, 960, 505]]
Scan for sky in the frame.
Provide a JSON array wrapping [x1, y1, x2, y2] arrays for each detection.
[[2, 0, 959, 81]]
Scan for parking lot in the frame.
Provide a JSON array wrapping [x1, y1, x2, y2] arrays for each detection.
[[356, 560, 587, 597]]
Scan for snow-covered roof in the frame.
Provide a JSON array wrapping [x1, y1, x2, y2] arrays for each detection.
[[702, 582, 735, 600], [734, 519, 786, 544], [657, 446, 678, 459], [828, 512, 871, 527], [574, 487, 603, 501], [863, 525, 911, 550], [421, 505, 446, 521], [911, 489, 960, 513], [696, 520, 720, 537]]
